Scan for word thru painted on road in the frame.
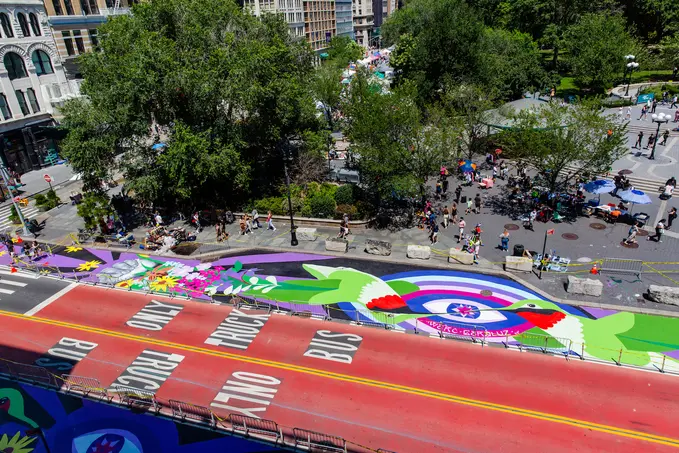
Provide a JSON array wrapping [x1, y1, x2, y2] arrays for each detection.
[[34, 337, 98, 373], [126, 299, 184, 331], [204, 308, 270, 350], [304, 330, 363, 364], [210, 371, 281, 419], [110, 349, 185, 394]]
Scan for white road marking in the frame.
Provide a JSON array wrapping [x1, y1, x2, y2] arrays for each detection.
[[0, 269, 39, 279], [0, 288, 14, 294], [24, 282, 77, 316], [0, 279, 26, 287]]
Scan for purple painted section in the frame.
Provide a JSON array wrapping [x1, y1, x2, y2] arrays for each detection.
[[664, 350, 679, 360], [413, 280, 526, 300], [212, 252, 334, 266], [581, 307, 620, 319], [86, 248, 115, 262]]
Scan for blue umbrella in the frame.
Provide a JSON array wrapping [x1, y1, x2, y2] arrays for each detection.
[[583, 180, 615, 195], [618, 189, 652, 205], [151, 143, 167, 150], [458, 160, 476, 173]]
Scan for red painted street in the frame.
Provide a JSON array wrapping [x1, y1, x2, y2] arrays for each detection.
[[0, 285, 677, 453]]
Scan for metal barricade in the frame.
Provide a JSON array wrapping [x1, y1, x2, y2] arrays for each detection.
[[514, 333, 572, 356], [600, 258, 643, 277], [61, 375, 109, 399], [169, 400, 216, 427], [292, 428, 346, 452], [437, 320, 488, 346], [239, 297, 273, 313], [351, 309, 394, 330], [288, 303, 329, 321], [228, 414, 281, 442], [7, 362, 54, 386], [110, 385, 159, 412]]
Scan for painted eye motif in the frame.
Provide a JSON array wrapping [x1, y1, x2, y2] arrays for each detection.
[[72, 430, 142, 453], [526, 304, 537, 308], [421, 300, 507, 324]]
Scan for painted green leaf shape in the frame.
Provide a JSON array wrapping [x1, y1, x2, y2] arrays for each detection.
[[232, 261, 243, 273], [387, 280, 419, 295]]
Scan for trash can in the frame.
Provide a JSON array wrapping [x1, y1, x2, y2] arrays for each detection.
[[460, 196, 467, 204], [513, 244, 525, 257]]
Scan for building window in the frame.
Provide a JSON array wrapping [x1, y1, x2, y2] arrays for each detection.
[[4, 53, 27, 80], [15, 90, 30, 116], [0, 13, 14, 38], [88, 29, 99, 49], [32, 50, 54, 75], [80, 0, 99, 15], [0, 94, 11, 120], [26, 88, 40, 113], [105, 0, 114, 7], [51, 0, 63, 15], [63, 0, 74, 15], [73, 30, 85, 53], [17, 13, 30, 37], [62, 31, 75, 56], [29, 13, 41, 36]]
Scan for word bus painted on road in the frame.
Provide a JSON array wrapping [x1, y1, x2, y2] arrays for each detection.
[[204, 308, 270, 350], [110, 349, 185, 394], [210, 371, 281, 419], [34, 337, 99, 373], [126, 300, 184, 331], [304, 330, 363, 364]]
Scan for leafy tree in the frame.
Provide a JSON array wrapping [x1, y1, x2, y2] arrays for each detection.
[[617, 0, 679, 44], [290, 130, 332, 185], [61, 0, 319, 208], [660, 35, 679, 72], [77, 192, 114, 231], [343, 72, 456, 206], [499, 101, 627, 192], [312, 64, 344, 130], [563, 13, 639, 90], [327, 36, 364, 66], [480, 28, 552, 99]]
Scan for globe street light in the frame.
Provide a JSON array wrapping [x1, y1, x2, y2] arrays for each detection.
[[624, 59, 639, 97], [649, 112, 671, 160]]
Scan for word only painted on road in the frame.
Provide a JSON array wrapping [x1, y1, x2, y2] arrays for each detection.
[[304, 330, 363, 364], [204, 308, 270, 350], [34, 337, 98, 373], [125, 300, 184, 331], [110, 349, 185, 394], [210, 371, 281, 419]]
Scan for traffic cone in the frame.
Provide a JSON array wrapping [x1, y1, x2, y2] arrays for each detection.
[[10, 266, 17, 273], [590, 263, 599, 275]]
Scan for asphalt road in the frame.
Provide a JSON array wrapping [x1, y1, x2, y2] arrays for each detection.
[[2, 285, 676, 453], [0, 269, 72, 315]]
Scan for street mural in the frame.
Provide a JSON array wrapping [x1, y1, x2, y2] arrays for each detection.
[[0, 378, 284, 453], [3, 246, 679, 372]]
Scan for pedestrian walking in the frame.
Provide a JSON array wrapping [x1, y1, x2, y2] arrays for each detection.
[[455, 185, 462, 203], [618, 106, 623, 118], [652, 98, 658, 113], [639, 105, 648, 120], [465, 197, 472, 215], [343, 212, 351, 235], [668, 207, 677, 230], [499, 229, 510, 251], [457, 217, 466, 243], [634, 131, 644, 148], [429, 222, 439, 244], [450, 202, 458, 224], [661, 129, 670, 146], [191, 211, 202, 232], [251, 209, 261, 229], [671, 96, 678, 109], [645, 133, 655, 149], [648, 219, 665, 242], [266, 210, 276, 231], [474, 194, 482, 214], [472, 239, 480, 264], [626, 106, 632, 119], [443, 207, 449, 228], [435, 181, 442, 200]]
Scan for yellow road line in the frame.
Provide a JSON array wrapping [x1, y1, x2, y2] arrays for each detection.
[[1, 308, 677, 448]]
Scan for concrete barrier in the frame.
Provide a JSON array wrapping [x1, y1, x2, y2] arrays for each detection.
[[647, 285, 679, 306], [406, 245, 431, 260], [566, 276, 603, 297], [365, 239, 392, 256], [325, 237, 348, 253], [448, 248, 474, 265], [297, 228, 317, 241], [504, 256, 532, 272]]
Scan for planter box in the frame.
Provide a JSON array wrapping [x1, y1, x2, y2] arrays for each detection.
[[297, 227, 317, 241], [504, 256, 532, 272], [406, 245, 430, 260], [325, 237, 348, 253], [365, 239, 391, 256], [448, 248, 474, 265]]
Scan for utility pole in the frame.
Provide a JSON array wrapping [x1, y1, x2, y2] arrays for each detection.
[[0, 164, 29, 236], [538, 228, 555, 280]]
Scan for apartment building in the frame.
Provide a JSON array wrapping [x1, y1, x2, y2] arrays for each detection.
[[303, 0, 335, 52], [244, 0, 305, 38], [0, 0, 78, 172], [351, 0, 371, 47], [43, 0, 133, 79], [334, 0, 352, 39]]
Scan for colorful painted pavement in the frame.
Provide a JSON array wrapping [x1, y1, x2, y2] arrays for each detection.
[[4, 246, 679, 372]]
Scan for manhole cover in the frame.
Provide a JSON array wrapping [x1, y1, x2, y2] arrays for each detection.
[[636, 229, 649, 237], [480, 290, 493, 296], [504, 224, 520, 231], [620, 241, 639, 249], [561, 233, 579, 240], [590, 223, 607, 230]]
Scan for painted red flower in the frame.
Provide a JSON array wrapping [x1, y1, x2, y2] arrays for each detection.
[[366, 294, 407, 310]]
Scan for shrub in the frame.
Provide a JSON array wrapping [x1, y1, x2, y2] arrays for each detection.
[[309, 194, 336, 218], [334, 184, 354, 205], [77, 192, 113, 231], [334, 204, 357, 220], [8, 205, 19, 223], [355, 201, 374, 220], [46, 189, 61, 207], [34, 194, 47, 207], [254, 197, 285, 215]]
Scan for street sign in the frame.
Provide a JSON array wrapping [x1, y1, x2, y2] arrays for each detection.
[[43, 174, 51, 183]]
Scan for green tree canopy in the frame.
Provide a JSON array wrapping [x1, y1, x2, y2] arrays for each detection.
[[326, 36, 365, 67], [61, 0, 320, 208], [564, 13, 639, 90], [499, 101, 627, 191]]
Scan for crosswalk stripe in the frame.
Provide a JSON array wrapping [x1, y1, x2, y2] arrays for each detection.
[[0, 279, 26, 287], [0, 270, 39, 279], [0, 288, 14, 295]]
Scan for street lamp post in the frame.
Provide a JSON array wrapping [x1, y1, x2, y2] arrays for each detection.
[[624, 56, 638, 97], [649, 113, 670, 160], [281, 144, 298, 246], [0, 164, 29, 236]]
